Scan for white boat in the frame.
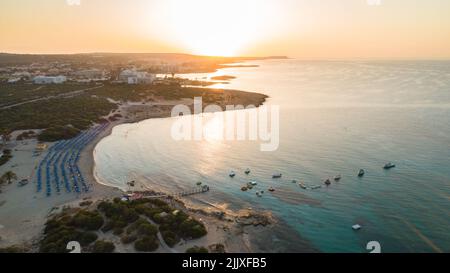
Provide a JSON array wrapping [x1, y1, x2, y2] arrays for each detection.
[[334, 175, 342, 181], [311, 185, 322, 190], [268, 187, 275, 192], [352, 224, 362, 231], [272, 173, 282, 179], [229, 171, 236, 178], [249, 181, 258, 186], [18, 179, 29, 187], [245, 168, 251, 175]]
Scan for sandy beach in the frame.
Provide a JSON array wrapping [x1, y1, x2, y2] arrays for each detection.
[[0, 93, 270, 252]]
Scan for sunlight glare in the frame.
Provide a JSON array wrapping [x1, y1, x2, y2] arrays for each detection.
[[167, 0, 273, 56]]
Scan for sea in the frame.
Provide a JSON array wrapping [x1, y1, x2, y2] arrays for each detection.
[[93, 59, 450, 253]]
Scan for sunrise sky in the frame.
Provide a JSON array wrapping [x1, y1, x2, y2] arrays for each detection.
[[1, 0, 450, 59]]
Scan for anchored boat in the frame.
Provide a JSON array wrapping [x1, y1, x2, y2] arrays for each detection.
[[358, 169, 365, 177], [272, 173, 282, 179]]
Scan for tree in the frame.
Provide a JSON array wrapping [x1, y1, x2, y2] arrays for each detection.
[[1, 171, 18, 185], [0, 131, 11, 147]]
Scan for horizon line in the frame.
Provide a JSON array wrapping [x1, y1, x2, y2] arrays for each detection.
[[1, 51, 450, 62]]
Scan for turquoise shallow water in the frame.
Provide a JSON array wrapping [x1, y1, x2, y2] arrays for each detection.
[[94, 60, 450, 253]]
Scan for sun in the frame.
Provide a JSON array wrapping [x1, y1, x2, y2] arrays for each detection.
[[166, 0, 271, 56]]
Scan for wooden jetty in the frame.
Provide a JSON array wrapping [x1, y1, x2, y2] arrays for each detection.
[[137, 185, 210, 199]]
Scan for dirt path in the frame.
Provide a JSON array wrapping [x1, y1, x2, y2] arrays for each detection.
[[0, 85, 104, 110]]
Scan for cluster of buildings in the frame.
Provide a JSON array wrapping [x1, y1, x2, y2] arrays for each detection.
[[33, 76, 67, 84], [118, 69, 155, 84], [1, 61, 168, 86], [0, 62, 112, 84]]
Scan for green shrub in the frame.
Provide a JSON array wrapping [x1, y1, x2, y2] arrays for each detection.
[[79, 232, 98, 246], [134, 236, 159, 252], [97, 200, 139, 224], [39, 225, 83, 253], [121, 235, 137, 244], [137, 222, 158, 237], [0, 152, 12, 166], [92, 240, 115, 253], [38, 126, 81, 142], [101, 221, 114, 233], [161, 230, 180, 247], [113, 227, 124, 236], [71, 210, 104, 231], [186, 246, 209, 253], [179, 219, 207, 239]]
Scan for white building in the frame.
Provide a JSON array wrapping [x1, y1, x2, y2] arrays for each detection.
[[73, 69, 105, 79], [33, 76, 67, 84], [7, 78, 21, 83], [119, 69, 155, 84]]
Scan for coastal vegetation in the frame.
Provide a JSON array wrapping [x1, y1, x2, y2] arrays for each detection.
[[0, 149, 12, 166], [0, 246, 29, 253], [0, 171, 17, 185], [186, 246, 209, 253], [16, 130, 36, 141], [0, 94, 115, 142], [38, 198, 208, 253], [0, 83, 95, 108], [0, 82, 267, 142], [92, 240, 115, 253]]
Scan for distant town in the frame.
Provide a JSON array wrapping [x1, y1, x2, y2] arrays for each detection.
[[0, 53, 283, 86]]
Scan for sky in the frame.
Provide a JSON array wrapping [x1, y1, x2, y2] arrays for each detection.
[[1, 0, 450, 59]]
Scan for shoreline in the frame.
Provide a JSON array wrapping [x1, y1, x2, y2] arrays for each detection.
[[79, 98, 273, 253], [0, 89, 271, 252]]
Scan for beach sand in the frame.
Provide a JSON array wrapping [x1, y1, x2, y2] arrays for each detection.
[[0, 94, 270, 252]]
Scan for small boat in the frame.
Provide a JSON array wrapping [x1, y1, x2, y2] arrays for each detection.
[[383, 162, 396, 169], [245, 168, 251, 175], [311, 185, 322, 190], [247, 184, 254, 190], [358, 169, 365, 177], [268, 187, 275, 192], [249, 181, 258, 186], [256, 191, 262, 197], [196, 181, 202, 186], [292, 179, 298, 183], [18, 179, 29, 187], [299, 182, 307, 189], [241, 186, 248, 191], [324, 179, 331, 186], [272, 173, 282, 179], [334, 175, 342, 181], [229, 171, 236, 178], [352, 224, 362, 231]]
